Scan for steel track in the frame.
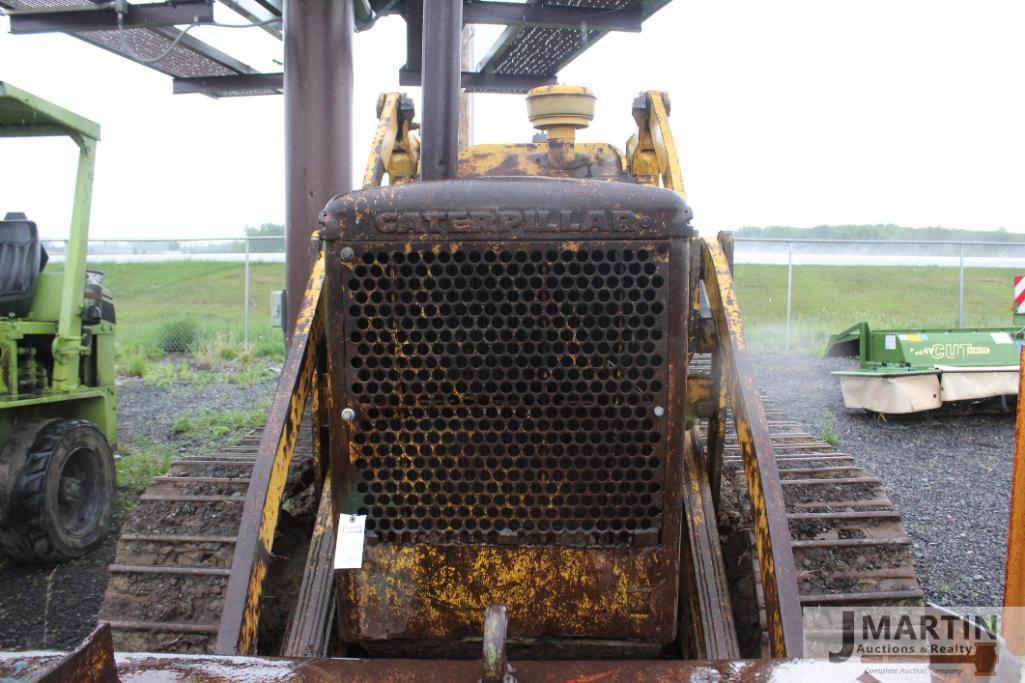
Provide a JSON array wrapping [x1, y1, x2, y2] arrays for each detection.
[[98, 394, 921, 656], [98, 431, 312, 653], [719, 398, 923, 654]]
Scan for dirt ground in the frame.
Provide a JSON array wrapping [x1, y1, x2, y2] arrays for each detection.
[[0, 375, 277, 651], [0, 353, 1016, 651]]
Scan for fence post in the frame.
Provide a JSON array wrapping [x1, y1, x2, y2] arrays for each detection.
[[958, 241, 965, 328], [244, 236, 251, 346], [785, 241, 793, 351]]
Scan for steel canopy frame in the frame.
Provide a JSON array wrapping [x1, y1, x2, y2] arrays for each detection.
[[0, 0, 276, 97], [0, 1, 666, 98], [282, 0, 353, 339], [1, 0, 677, 335]]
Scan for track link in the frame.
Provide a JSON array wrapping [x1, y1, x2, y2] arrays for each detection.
[[719, 398, 923, 654], [99, 431, 312, 653]]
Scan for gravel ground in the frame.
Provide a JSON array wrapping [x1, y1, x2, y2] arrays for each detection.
[[0, 372, 278, 651], [116, 374, 279, 446], [753, 352, 1016, 608], [0, 353, 1015, 651]]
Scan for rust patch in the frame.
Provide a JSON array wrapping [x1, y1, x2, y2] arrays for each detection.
[[338, 544, 676, 642]]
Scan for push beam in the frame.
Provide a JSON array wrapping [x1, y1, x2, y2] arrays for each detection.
[[702, 238, 804, 657], [1004, 347, 1025, 654], [216, 254, 324, 655]]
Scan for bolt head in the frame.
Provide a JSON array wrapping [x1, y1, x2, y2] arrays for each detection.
[[653, 406, 665, 417], [341, 407, 356, 422], [340, 246, 354, 261]]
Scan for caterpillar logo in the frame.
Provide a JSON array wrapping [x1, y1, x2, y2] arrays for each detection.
[[371, 209, 656, 234]]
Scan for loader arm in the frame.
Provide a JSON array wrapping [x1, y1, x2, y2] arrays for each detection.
[[634, 90, 803, 656], [698, 238, 803, 657], [215, 246, 326, 656]]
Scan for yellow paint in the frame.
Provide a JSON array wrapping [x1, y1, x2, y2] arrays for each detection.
[[457, 143, 625, 178], [700, 236, 800, 656], [229, 253, 325, 655], [363, 93, 420, 188], [626, 92, 686, 198], [341, 545, 675, 642]]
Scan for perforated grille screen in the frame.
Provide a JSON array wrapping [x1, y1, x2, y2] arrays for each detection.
[[343, 242, 670, 547]]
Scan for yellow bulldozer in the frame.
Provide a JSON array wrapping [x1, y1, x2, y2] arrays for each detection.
[[71, 84, 943, 678], [0, 7, 1020, 681]]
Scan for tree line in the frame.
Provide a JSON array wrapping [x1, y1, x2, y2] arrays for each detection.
[[734, 224, 1024, 243]]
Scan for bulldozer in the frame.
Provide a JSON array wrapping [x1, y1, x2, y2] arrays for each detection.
[[0, 82, 116, 564], [1, 3, 1022, 681], [81, 84, 943, 678]]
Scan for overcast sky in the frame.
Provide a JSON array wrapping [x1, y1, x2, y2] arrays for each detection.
[[1, 0, 1023, 240]]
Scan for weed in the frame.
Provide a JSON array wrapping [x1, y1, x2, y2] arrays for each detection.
[[195, 333, 244, 369], [173, 402, 270, 444], [153, 317, 200, 353], [819, 412, 840, 447], [115, 402, 270, 516], [118, 353, 150, 378], [115, 443, 175, 515], [252, 337, 285, 362], [228, 364, 277, 385], [143, 361, 216, 389]]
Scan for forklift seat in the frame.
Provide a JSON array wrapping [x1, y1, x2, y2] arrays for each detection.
[[0, 212, 47, 318]]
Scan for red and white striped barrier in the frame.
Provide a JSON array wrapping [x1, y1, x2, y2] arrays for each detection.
[[1015, 275, 1025, 313]]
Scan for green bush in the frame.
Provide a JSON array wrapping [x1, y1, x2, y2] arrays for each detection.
[[115, 446, 174, 515], [154, 317, 200, 353], [120, 353, 150, 378]]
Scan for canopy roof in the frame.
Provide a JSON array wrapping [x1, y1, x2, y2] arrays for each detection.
[[0, 80, 100, 140], [0, 0, 672, 97]]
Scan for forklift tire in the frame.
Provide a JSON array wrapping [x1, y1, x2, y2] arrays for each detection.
[[0, 420, 115, 563]]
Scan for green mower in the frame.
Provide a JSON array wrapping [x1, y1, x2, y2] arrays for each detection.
[[825, 277, 1024, 414], [0, 82, 116, 562]]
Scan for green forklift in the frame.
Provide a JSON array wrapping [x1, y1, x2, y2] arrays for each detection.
[[0, 82, 116, 562]]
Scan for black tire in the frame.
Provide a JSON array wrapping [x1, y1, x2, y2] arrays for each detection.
[[0, 419, 115, 563]]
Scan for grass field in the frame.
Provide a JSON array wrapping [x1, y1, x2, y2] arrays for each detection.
[[68, 260, 1018, 362], [735, 264, 1019, 352], [83, 260, 286, 362]]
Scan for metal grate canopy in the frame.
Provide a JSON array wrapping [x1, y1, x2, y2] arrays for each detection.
[[478, 0, 670, 78], [0, 0, 674, 96], [0, 0, 279, 97], [80, 29, 240, 79]]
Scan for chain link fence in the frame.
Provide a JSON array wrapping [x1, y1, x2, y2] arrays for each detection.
[[733, 239, 1025, 353], [36, 236, 1024, 366], [41, 237, 286, 368]]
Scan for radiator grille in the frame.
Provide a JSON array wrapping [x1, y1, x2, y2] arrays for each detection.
[[343, 243, 670, 547]]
